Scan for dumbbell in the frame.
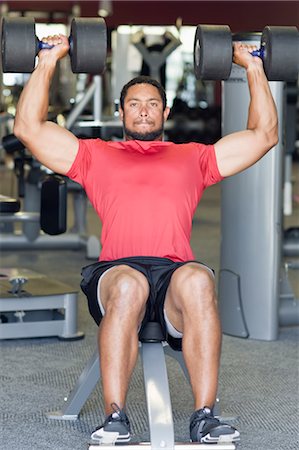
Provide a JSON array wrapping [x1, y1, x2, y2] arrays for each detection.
[[194, 24, 299, 81], [1, 16, 107, 74]]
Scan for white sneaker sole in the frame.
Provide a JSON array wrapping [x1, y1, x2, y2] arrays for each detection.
[[201, 428, 240, 443], [91, 429, 131, 445]]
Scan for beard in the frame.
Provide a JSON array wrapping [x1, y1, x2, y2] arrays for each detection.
[[123, 125, 164, 141]]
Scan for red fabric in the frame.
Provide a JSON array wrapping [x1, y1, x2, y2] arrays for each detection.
[[66, 139, 223, 262]]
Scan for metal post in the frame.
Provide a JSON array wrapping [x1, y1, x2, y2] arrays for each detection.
[[93, 75, 102, 122]]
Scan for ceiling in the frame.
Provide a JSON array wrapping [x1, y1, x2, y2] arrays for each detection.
[[1, 1, 298, 31]]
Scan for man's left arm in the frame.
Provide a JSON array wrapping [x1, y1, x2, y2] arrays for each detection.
[[214, 42, 278, 177]]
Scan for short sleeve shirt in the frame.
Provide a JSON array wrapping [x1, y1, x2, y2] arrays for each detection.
[[66, 139, 223, 262]]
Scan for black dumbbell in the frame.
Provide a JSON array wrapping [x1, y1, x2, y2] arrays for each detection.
[[194, 24, 299, 81], [1, 16, 107, 74]]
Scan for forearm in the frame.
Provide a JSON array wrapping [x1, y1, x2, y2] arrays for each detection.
[[246, 64, 278, 144], [14, 60, 56, 137]]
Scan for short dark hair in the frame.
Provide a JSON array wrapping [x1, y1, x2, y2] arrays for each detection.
[[120, 76, 167, 111]]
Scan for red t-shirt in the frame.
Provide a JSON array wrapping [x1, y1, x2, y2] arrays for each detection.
[[66, 139, 223, 262]]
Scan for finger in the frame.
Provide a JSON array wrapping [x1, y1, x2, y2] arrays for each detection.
[[41, 35, 63, 45]]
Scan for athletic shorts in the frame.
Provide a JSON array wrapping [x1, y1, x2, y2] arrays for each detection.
[[80, 256, 214, 351]]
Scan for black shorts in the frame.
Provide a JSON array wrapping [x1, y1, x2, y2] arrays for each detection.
[[80, 256, 213, 351]]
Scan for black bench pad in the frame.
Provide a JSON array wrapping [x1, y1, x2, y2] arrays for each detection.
[[0, 195, 21, 213]]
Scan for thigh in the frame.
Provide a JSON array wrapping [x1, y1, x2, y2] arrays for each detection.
[[164, 262, 215, 331], [81, 261, 150, 326]]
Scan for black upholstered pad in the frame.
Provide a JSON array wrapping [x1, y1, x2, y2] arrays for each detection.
[[0, 195, 21, 213]]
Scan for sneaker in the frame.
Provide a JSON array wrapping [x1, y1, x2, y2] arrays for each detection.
[[190, 406, 240, 444], [91, 403, 131, 445]]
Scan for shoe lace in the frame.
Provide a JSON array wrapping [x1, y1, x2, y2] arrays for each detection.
[[111, 402, 122, 416], [190, 408, 219, 431], [108, 403, 131, 429]]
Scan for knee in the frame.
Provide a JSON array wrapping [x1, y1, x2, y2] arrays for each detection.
[[175, 264, 214, 291], [105, 266, 149, 315], [172, 265, 216, 308]]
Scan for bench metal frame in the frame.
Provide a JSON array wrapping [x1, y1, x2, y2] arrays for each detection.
[[47, 338, 234, 450]]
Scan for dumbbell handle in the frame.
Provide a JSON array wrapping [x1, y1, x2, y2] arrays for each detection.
[[39, 39, 265, 57], [40, 41, 263, 56], [251, 47, 265, 59], [38, 39, 71, 50], [38, 41, 55, 50]]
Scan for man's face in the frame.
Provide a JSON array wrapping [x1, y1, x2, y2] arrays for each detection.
[[119, 83, 170, 141]]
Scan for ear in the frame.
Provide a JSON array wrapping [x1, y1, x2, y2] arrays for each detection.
[[119, 107, 124, 121], [163, 106, 171, 122]]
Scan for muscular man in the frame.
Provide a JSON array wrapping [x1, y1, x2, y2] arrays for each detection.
[[14, 33, 278, 445]]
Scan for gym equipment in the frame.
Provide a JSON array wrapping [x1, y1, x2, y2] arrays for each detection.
[[0, 134, 100, 258], [47, 322, 235, 450], [194, 24, 299, 81], [0, 170, 66, 237], [131, 30, 181, 84], [0, 173, 67, 237], [218, 33, 299, 341], [0, 196, 83, 340], [284, 227, 299, 257], [0, 112, 13, 163], [40, 175, 67, 235], [0, 194, 20, 213], [0, 268, 84, 340], [1, 16, 107, 74], [194, 25, 233, 81], [2, 132, 25, 153], [89, 445, 234, 450], [284, 82, 299, 216]]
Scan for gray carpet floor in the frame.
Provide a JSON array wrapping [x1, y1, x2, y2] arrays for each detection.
[[0, 168, 298, 450]]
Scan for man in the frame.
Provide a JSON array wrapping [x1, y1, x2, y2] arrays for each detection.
[[14, 33, 278, 445]]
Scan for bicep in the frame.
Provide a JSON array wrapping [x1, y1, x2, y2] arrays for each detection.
[[214, 129, 269, 177], [17, 121, 79, 175]]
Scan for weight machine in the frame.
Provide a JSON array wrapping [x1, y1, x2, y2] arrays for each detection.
[[131, 29, 181, 85], [0, 133, 100, 259], [218, 33, 299, 340], [192, 24, 299, 340]]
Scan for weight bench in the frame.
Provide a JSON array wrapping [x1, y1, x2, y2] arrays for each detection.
[[47, 322, 236, 450]]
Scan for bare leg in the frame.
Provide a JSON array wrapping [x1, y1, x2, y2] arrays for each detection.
[[98, 265, 150, 415], [164, 263, 222, 410]]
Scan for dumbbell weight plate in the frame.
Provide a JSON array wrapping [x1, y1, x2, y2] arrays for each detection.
[[194, 25, 233, 80], [1, 17, 36, 73], [70, 17, 107, 74], [262, 26, 299, 81]]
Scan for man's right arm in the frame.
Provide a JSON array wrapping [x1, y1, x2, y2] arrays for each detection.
[[13, 35, 79, 175]]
